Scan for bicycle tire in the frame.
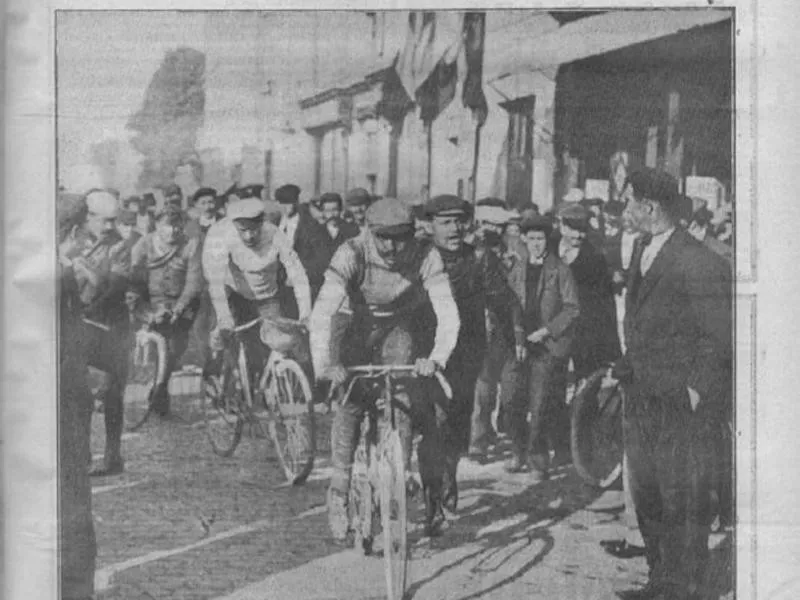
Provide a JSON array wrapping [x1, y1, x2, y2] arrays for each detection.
[[202, 347, 244, 457], [349, 415, 377, 555], [125, 330, 167, 432], [570, 368, 624, 489], [266, 357, 315, 485], [379, 428, 408, 600]]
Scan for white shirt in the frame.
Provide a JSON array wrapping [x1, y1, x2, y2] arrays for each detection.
[[620, 230, 639, 270], [280, 213, 300, 247], [640, 227, 675, 276]]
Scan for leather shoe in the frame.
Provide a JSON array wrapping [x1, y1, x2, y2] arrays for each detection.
[[601, 539, 647, 559], [615, 581, 665, 600], [89, 458, 124, 477]]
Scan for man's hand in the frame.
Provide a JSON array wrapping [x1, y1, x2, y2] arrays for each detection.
[[601, 367, 619, 390], [688, 387, 700, 412], [170, 304, 185, 324], [515, 344, 527, 362], [527, 327, 549, 345], [414, 358, 438, 378]]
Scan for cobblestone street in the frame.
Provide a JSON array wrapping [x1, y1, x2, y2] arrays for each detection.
[[90, 390, 733, 600]]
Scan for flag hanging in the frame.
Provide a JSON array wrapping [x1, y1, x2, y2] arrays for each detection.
[[414, 12, 463, 125], [462, 12, 488, 127]]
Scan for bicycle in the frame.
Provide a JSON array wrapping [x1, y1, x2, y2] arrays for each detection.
[[336, 364, 452, 600], [202, 315, 316, 485], [570, 366, 624, 489]]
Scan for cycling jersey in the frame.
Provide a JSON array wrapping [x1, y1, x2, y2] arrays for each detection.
[[309, 232, 460, 375], [131, 232, 202, 311], [202, 217, 311, 327]]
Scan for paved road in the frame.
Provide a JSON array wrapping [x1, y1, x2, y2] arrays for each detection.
[[90, 390, 733, 600]]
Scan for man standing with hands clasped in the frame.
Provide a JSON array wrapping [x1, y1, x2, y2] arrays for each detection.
[[609, 168, 732, 600]]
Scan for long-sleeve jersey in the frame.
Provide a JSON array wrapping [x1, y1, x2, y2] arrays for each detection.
[[202, 217, 311, 326], [309, 233, 461, 376], [131, 233, 203, 310]]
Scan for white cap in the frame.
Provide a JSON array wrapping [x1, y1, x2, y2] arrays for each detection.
[[226, 198, 265, 221], [475, 205, 515, 225]]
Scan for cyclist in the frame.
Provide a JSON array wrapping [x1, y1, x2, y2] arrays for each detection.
[[130, 203, 204, 415], [202, 196, 312, 378], [310, 197, 461, 539]]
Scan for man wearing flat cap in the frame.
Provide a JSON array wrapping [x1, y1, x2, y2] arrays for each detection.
[[425, 194, 525, 511], [202, 197, 312, 380], [130, 204, 204, 415], [117, 209, 142, 247], [344, 187, 372, 230], [557, 201, 621, 443], [500, 213, 580, 477], [310, 197, 461, 539], [608, 168, 732, 600], [275, 183, 302, 245], [163, 183, 184, 209], [59, 188, 133, 477]]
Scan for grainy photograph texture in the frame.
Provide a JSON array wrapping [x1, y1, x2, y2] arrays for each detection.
[[55, 9, 734, 600]]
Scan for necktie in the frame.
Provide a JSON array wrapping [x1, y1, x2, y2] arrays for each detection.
[[629, 235, 652, 303]]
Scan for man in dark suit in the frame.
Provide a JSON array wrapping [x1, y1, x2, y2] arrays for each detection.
[[501, 214, 580, 479], [611, 168, 732, 600]]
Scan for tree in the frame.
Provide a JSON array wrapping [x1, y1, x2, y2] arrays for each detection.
[[127, 47, 206, 191]]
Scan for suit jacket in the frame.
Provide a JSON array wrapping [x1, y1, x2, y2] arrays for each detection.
[[522, 253, 580, 358], [565, 239, 622, 375], [620, 228, 732, 406]]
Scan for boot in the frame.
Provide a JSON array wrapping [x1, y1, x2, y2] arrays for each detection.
[[423, 485, 446, 538]]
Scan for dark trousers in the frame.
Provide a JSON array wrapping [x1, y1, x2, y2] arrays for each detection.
[[330, 317, 447, 517], [149, 313, 194, 413], [59, 329, 96, 598], [183, 289, 213, 369], [501, 346, 570, 467], [472, 315, 511, 445], [624, 387, 715, 594], [85, 320, 131, 465]]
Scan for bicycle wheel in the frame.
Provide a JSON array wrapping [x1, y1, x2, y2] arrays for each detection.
[[202, 347, 244, 457], [571, 368, 624, 489], [349, 415, 377, 555], [125, 331, 166, 432], [266, 358, 315, 485], [379, 427, 408, 600]]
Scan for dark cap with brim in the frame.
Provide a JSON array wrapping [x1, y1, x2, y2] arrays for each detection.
[[425, 194, 471, 219], [366, 197, 415, 236], [345, 187, 372, 207], [520, 214, 553, 234], [275, 184, 301, 205]]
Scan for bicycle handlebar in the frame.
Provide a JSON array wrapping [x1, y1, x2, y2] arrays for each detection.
[[337, 364, 453, 405]]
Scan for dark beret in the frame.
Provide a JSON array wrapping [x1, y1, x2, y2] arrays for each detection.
[[318, 192, 343, 207], [476, 197, 508, 209], [520, 214, 554, 234], [275, 184, 301, 205], [192, 187, 217, 204], [624, 168, 680, 214], [425, 194, 471, 218], [558, 202, 591, 231], [345, 188, 372, 207]]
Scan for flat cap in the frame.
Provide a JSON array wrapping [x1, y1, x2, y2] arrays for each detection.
[[474, 204, 514, 225], [237, 184, 264, 201], [507, 209, 522, 223], [345, 188, 372, 207], [476, 197, 508, 209], [520, 214, 554, 234], [558, 202, 590, 224], [366, 197, 414, 236], [119, 210, 138, 226], [154, 203, 186, 224], [425, 194, 471, 218], [317, 192, 343, 207], [275, 184, 301, 205], [227, 198, 265, 221], [192, 187, 218, 204]]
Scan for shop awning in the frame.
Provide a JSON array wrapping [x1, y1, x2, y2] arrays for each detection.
[[486, 9, 732, 82]]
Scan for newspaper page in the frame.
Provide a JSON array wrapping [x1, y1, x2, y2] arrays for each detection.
[[4, 1, 799, 599]]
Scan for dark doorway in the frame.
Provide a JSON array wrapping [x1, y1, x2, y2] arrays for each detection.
[[503, 95, 536, 210]]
